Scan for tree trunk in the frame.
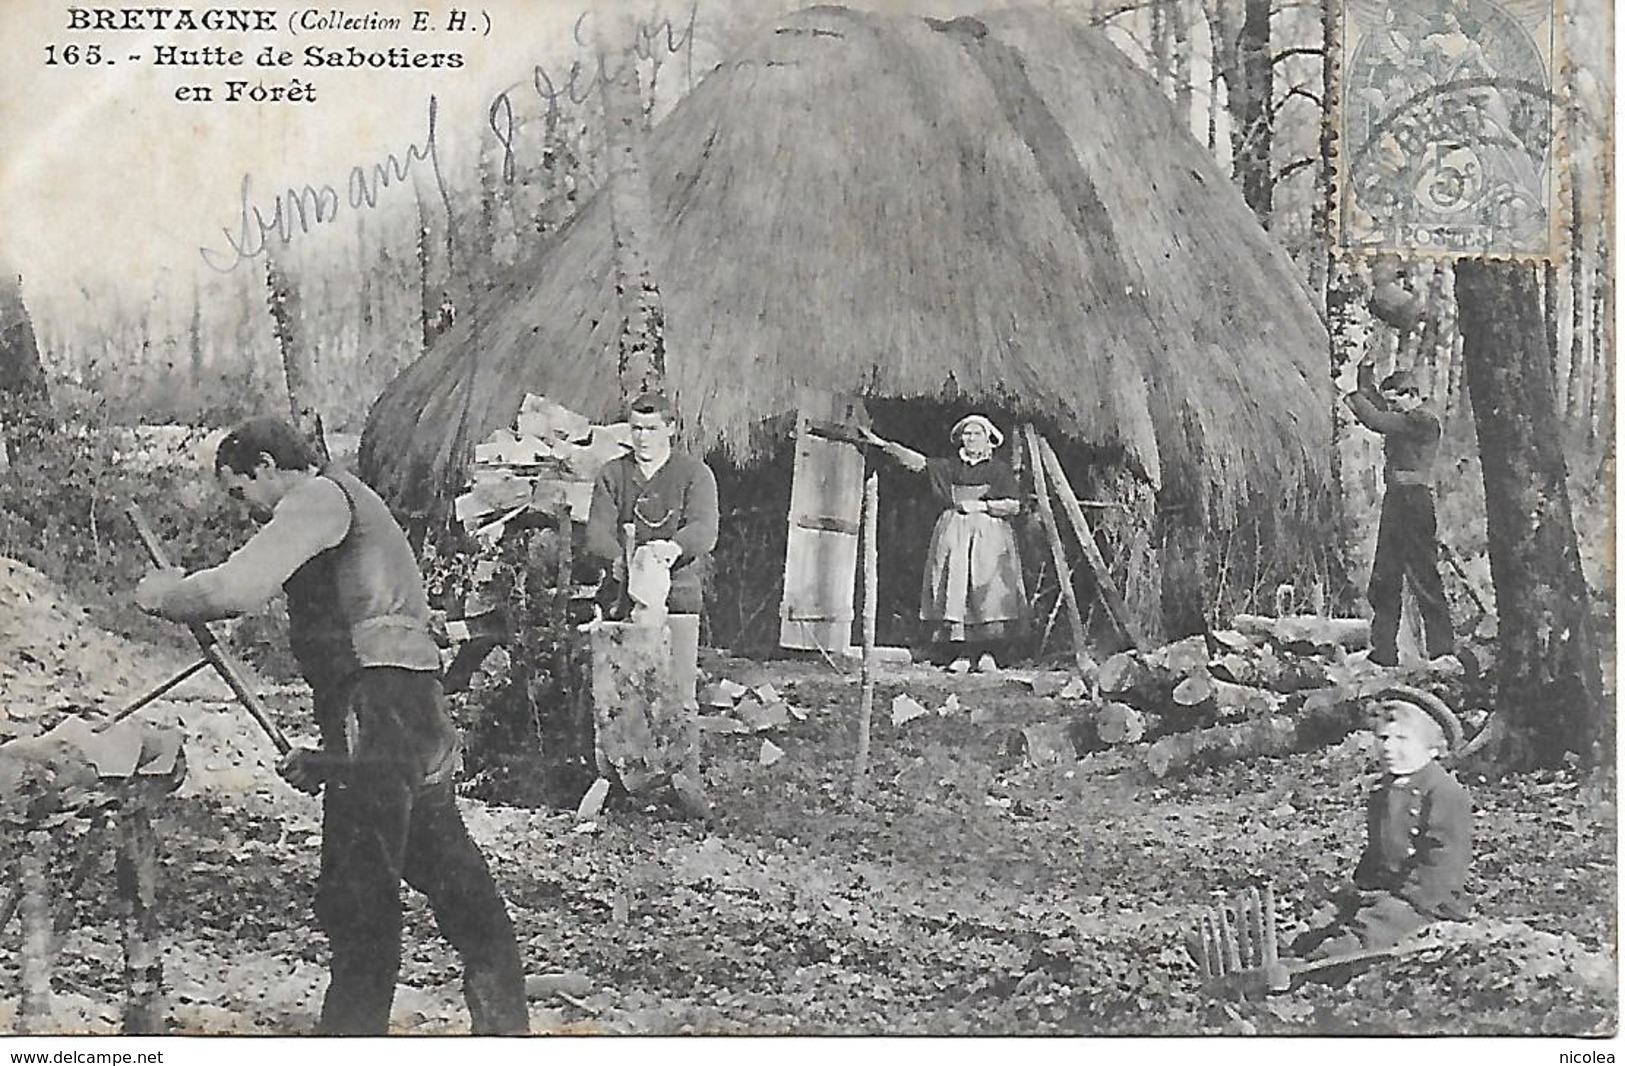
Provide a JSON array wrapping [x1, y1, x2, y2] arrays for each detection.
[[1414, 264, 1445, 400], [17, 830, 53, 1033], [265, 250, 329, 459], [1566, 164, 1586, 417], [599, 14, 668, 403], [1234, 0, 1274, 224], [414, 185, 436, 352], [187, 279, 205, 389], [1326, 252, 1373, 608], [480, 141, 500, 262], [1204, 0, 1225, 153], [1588, 228, 1610, 444], [1542, 260, 1560, 385], [1151, 0, 1172, 95], [0, 274, 54, 470], [1171, 0, 1193, 123], [1455, 260, 1605, 768], [357, 211, 374, 334], [234, 261, 262, 394]]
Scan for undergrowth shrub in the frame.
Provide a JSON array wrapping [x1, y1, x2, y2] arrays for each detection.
[[0, 398, 299, 680], [426, 521, 585, 809]]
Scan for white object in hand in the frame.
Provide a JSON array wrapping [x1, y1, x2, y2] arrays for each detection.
[[627, 540, 682, 625]]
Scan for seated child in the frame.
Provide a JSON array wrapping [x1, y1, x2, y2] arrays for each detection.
[[1291, 691, 1472, 960]]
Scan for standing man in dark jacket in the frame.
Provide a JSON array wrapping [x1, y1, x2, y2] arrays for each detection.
[[585, 392, 719, 622], [1346, 363, 1455, 666], [585, 392, 718, 781], [135, 417, 528, 1036]]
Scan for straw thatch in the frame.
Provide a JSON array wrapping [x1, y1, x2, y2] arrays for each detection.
[[361, 4, 1330, 532]]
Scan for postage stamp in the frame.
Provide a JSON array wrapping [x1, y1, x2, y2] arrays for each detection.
[[1337, 0, 1561, 258]]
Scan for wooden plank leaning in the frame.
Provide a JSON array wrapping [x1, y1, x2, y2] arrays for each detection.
[[125, 504, 292, 756], [1033, 432, 1144, 650], [1021, 424, 1093, 674]]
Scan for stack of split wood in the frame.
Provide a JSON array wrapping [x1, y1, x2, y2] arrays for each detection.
[[696, 680, 808, 735], [453, 395, 633, 539], [1069, 613, 1471, 778], [694, 680, 806, 769]]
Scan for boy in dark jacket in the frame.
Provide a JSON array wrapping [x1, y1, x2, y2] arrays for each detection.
[[1292, 691, 1472, 960]]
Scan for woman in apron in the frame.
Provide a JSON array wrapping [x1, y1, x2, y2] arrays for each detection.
[[863, 415, 1028, 671]]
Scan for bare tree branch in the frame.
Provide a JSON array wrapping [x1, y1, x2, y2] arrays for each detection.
[[1270, 46, 1324, 65], [1091, 0, 1159, 27], [1274, 156, 1318, 183], [1269, 83, 1325, 117]]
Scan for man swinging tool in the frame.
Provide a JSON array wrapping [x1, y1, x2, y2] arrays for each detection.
[[1345, 362, 1455, 667], [134, 417, 528, 1036]]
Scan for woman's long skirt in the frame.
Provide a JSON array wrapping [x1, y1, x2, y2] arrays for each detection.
[[920, 511, 1027, 644]]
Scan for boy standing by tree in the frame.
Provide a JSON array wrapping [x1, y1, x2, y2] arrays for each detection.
[[1345, 362, 1455, 667], [1292, 690, 1472, 960], [135, 417, 528, 1035]]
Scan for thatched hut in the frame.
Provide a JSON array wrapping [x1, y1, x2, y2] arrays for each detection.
[[362, 4, 1333, 646]]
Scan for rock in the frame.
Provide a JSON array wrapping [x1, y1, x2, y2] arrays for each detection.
[[697, 715, 750, 735], [1028, 673, 1069, 698], [1059, 676, 1092, 700], [889, 694, 930, 726], [1094, 702, 1146, 745], [1144, 634, 1210, 676], [735, 698, 791, 732], [525, 972, 596, 1001], [575, 777, 610, 820], [670, 771, 714, 820], [1018, 723, 1077, 768], [1232, 613, 1371, 651]]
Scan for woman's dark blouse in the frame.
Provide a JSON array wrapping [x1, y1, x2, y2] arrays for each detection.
[[924, 457, 1019, 508]]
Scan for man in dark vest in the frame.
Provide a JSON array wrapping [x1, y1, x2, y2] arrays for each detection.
[[135, 417, 528, 1035], [1345, 364, 1455, 667]]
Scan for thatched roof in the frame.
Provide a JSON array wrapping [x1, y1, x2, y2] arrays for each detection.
[[361, 4, 1330, 527]]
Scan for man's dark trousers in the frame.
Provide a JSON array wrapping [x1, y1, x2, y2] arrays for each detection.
[[1367, 483, 1454, 666], [312, 668, 528, 1035]]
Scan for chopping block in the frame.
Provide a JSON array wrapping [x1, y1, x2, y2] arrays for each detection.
[[573, 619, 696, 796]]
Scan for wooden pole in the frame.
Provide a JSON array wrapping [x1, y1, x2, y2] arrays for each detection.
[[853, 469, 878, 793], [1034, 433, 1143, 650], [1022, 425, 1091, 673], [551, 498, 581, 761], [117, 789, 166, 1034]]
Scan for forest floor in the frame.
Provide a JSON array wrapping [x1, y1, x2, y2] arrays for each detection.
[[0, 557, 1616, 1038]]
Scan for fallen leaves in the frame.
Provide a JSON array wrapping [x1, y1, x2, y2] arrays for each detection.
[[0, 577, 1611, 1038], [525, 971, 596, 1000]]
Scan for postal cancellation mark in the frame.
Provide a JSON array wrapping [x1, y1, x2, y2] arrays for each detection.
[[1337, 0, 1560, 259]]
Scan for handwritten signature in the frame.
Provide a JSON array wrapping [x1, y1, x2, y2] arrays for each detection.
[[488, 5, 697, 184], [197, 5, 697, 272], [199, 94, 451, 273]]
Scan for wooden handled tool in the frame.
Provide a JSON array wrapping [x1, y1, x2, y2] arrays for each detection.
[[126, 504, 292, 755], [1192, 883, 1439, 997]]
